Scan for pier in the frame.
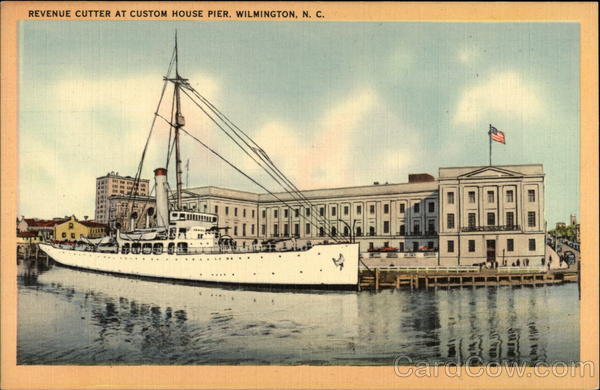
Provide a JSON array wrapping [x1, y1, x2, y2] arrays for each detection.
[[358, 266, 578, 291]]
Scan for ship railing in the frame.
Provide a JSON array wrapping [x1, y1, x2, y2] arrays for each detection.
[[359, 265, 480, 273], [497, 266, 547, 273]]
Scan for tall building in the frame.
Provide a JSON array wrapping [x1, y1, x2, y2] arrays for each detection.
[[95, 172, 150, 225], [175, 164, 545, 266], [437, 165, 545, 266]]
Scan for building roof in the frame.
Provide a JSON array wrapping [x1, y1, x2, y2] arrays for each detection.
[[17, 231, 39, 238], [439, 164, 544, 179], [80, 220, 107, 228], [184, 180, 439, 204], [26, 218, 68, 227]]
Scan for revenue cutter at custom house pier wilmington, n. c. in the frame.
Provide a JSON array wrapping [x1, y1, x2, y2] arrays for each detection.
[[39, 35, 360, 289]]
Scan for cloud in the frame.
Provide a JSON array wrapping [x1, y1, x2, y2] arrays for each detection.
[[243, 87, 421, 190], [453, 71, 543, 127], [19, 71, 222, 218]]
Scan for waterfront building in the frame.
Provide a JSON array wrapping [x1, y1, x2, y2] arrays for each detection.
[[101, 164, 544, 265], [54, 216, 107, 241], [16, 231, 42, 244], [17, 217, 68, 240], [95, 172, 150, 224], [437, 165, 545, 266]]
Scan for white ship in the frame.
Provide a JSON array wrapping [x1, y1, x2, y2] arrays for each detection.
[[39, 35, 360, 289]]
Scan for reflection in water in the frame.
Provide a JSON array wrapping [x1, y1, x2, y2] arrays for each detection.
[[17, 259, 579, 365]]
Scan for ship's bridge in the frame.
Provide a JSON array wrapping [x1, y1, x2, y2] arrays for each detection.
[[170, 211, 217, 227]]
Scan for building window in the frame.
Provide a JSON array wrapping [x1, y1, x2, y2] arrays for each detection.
[[383, 221, 390, 234], [251, 224, 255, 235], [528, 211, 536, 227], [370, 205, 375, 215], [262, 209, 266, 218], [507, 238, 514, 252], [427, 241, 434, 249], [468, 191, 476, 203], [273, 224, 278, 236], [412, 242, 419, 252], [528, 189, 536, 202], [487, 191, 495, 203], [428, 202, 435, 213], [305, 223, 310, 234], [284, 209, 288, 218], [234, 226, 238, 236], [427, 219, 435, 233], [383, 204, 389, 214], [243, 209, 246, 217], [71, 233, 75, 239], [399, 203, 405, 213], [369, 242, 374, 251], [356, 227, 362, 236], [62, 232, 66, 238], [506, 211, 515, 227], [343, 226, 349, 236], [225, 207, 229, 216], [447, 214, 455, 229], [413, 203, 420, 213], [331, 227, 337, 236], [319, 207, 324, 217], [331, 206, 336, 216], [306, 208, 311, 217], [242, 224, 246, 236], [448, 240, 455, 253], [399, 242, 405, 252], [295, 209, 299, 218], [447, 192, 455, 204], [468, 213, 476, 228], [234, 208, 238, 217], [399, 224, 406, 235], [413, 221, 421, 234], [69, 222, 74, 229], [468, 240, 475, 252], [252, 210, 255, 218], [487, 212, 496, 226], [274, 209, 278, 218], [284, 224, 289, 236], [369, 226, 375, 236], [506, 190, 514, 202], [294, 224, 299, 236], [356, 205, 362, 215], [529, 239, 536, 251], [319, 227, 325, 237]]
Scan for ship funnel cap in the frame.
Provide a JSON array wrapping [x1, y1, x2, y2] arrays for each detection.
[[154, 168, 167, 176]]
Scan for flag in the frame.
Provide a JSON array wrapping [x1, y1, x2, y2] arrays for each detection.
[[489, 125, 506, 144]]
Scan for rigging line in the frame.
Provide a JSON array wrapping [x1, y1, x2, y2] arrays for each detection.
[[154, 113, 343, 243], [180, 84, 338, 235], [180, 85, 346, 242], [125, 47, 176, 221], [175, 90, 343, 243], [181, 88, 347, 243]]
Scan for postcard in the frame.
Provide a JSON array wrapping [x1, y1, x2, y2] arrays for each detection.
[[1, 2, 598, 389]]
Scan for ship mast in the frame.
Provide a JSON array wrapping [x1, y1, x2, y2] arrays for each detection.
[[172, 32, 186, 209]]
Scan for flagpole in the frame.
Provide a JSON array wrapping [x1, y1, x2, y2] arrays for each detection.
[[489, 124, 492, 166]]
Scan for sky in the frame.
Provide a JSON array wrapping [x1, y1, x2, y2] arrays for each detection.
[[18, 21, 579, 225]]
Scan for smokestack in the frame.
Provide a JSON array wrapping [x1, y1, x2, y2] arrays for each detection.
[[154, 168, 170, 227]]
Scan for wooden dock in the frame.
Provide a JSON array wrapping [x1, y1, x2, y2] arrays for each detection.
[[358, 267, 578, 291]]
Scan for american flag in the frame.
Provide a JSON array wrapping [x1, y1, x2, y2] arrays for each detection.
[[489, 125, 506, 144]]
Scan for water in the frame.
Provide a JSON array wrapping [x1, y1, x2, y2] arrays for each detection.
[[17, 259, 579, 365]]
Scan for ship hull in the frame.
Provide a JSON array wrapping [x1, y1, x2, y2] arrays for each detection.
[[39, 243, 359, 288]]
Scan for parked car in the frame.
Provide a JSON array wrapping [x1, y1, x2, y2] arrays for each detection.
[[562, 251, 576, 265]]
